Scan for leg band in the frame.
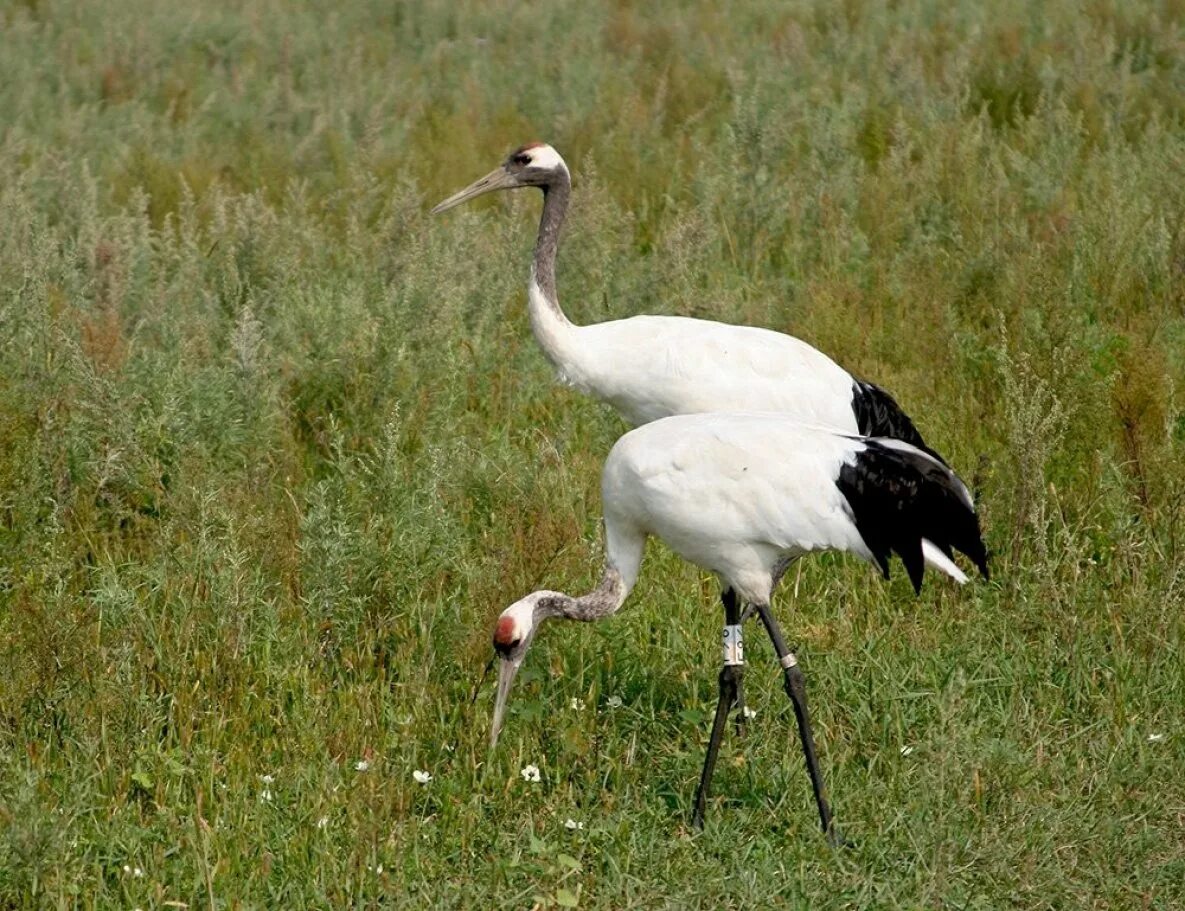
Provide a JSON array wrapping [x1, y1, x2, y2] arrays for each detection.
[[723, 624, 744, 666], [780, 651, 798, 669]]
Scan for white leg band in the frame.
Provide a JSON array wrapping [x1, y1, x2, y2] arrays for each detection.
[[723, 624, 744, 666], [780, 652, 798, 669]]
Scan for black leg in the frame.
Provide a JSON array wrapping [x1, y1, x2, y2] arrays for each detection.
[[692, 591, 745, 829], [721, 588, 740, 625], [734, 668, 748, 738], [721, 589, 748, 737], [691, 662, 741, 828], [753, 603, 841, 845]]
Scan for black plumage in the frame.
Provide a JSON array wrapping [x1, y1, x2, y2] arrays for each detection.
[[835, 439, 989, 592], [850, 380, 945, 465]]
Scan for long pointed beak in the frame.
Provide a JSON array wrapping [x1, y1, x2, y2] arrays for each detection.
[[490, 658, 521, 749], [431, 167, 517, 214]]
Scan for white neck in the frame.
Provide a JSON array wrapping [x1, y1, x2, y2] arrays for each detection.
[[528, 272, 585, 382]]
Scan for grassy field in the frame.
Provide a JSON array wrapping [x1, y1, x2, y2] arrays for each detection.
[[2, 0, 1184, 906]]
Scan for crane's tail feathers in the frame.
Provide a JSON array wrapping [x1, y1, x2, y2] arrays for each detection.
[[872, 438, 973, 509], [836, 439, 989, 594], [922, 538, 968, 584]]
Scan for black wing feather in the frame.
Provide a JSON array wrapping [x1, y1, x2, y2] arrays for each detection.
[[850, 380, 947, 466], [835, 439, 989, 593]]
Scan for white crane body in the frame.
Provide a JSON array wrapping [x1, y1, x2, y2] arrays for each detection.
[[601, 414, 877, 603], [529, 282, 858, 429]]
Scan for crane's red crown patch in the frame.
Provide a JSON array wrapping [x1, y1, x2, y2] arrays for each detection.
[[494, 615, 518, 648]]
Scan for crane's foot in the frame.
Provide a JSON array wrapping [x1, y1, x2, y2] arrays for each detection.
[[825, 824, 854, 850]]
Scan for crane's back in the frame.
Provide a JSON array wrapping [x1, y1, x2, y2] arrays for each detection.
[[601, 414, 873, 599], [573, 316, 860, 428]]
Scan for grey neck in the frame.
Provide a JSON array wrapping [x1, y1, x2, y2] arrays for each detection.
[[540, 566, 625, 624], [532, 169, 572, 323]]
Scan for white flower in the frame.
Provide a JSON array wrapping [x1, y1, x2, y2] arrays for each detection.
[[413, 769, 432, 784], [133, 867, 144, 878], [742, 706, 757, 720], [606, 696, 623, 709], [900, 746, 915, 757], [570, 697, 585, 711], [564, 818, 585, 830], [122, 865, 131, 875], [260, 788, 273, 802], [355, 760, 370, 772], [1148, 733, 1166, 743], [316, 816, 329, 830], [260, 774, 275, 784], [368, 864, 384, 874], [521, 764, 541, 782]]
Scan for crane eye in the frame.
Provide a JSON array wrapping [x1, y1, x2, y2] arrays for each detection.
[[512, 154, 531, 166]]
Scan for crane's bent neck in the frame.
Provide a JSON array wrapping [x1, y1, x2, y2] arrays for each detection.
[[542, 565, 630, 625], [533, 517, 646, 628]]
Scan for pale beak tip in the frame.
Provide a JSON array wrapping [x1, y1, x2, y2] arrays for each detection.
[[428, 167, 515, 217]]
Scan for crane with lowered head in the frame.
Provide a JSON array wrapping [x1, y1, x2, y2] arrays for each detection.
[[488, 412, 989, 838]]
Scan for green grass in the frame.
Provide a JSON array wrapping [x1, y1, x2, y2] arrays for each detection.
[[2, 0, 1184, 906]]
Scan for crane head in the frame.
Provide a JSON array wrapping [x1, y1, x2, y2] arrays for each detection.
[[488, 590, 560, 749], [431, 143, 567, 214]]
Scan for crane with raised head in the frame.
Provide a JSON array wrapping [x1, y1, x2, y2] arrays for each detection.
[[488, 412, 989, 840], [432, 142, 935, 454]]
